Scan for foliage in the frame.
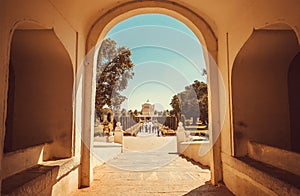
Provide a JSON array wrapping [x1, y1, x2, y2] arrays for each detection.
[[192, 80, 208, 124], [121, 108, 127, 116], [159, 125, 176, 136], [133, 109, 139, 117], [170, 79, 208, 124], [170, 95, 181, 121], [95, 38, 134, 118]]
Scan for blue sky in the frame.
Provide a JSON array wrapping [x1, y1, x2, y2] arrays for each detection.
[[104, 14, 206, 111]]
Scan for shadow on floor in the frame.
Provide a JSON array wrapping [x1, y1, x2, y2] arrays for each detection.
[[180, 154, 210, 170], [184, 182, 234, 196], [179, 155, 234, 195]]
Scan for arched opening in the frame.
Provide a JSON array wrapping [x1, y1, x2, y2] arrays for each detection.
[[81, 0, 225, 186], [4, 25, 74, 160], [232, 24, 300, 156], [83, 1, 223, 187], [94, 14, 208, 129]]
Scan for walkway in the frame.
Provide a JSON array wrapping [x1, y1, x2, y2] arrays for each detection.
[[71, 136, 233, 195]]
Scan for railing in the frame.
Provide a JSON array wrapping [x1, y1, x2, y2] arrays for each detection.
[[184, 125, 209, 139], [123, 123, 142, 136]]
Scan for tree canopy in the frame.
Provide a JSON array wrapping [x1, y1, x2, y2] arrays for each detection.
[[170, 79, 208, 124], [95, 38, 134, 118], [170, 95, 181, 121]]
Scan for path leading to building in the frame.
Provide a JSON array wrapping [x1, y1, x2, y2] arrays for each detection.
[[72, 136, 233, 195], [123, 135, 176, 152]]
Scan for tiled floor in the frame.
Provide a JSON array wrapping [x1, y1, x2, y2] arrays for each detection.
[[71, 136, 233, 195]]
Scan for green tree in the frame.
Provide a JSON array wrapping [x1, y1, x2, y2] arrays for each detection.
[[133, 109, 139, 117], [179, 85, 199, 120], [128, 109, 133, 117], [170, 80, 208, 125], [170, 95, 181, 122], [121, 108, 127, 117], [95, 38, 134, 118], [199, 93, 208, 124], [192, 80, 208, 124]]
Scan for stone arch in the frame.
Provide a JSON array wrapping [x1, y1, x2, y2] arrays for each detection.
[[4, 21, 74, 160], [82, 0, 222, 186], [86, 1, 217, 57], [232, 23, 300, 156]]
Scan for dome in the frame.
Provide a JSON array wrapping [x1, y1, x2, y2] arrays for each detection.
[[143, 99, 153, 105]]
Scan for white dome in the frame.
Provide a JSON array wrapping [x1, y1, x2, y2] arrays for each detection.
[[143, 99, 153, 105]]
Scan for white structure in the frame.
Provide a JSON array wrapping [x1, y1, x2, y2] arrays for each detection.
[[138, 99, 157, 121]]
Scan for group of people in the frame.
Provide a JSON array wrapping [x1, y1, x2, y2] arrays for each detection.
[[139, 121, 159, 135]]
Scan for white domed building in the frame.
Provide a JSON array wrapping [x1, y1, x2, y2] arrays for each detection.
[[138, 99, 157, 121]]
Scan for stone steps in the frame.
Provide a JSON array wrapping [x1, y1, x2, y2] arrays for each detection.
[[223, 152, 300, 196], [2, 158, 79, 196], [2, 165, 58, 196], [239, 157, 300, 194]]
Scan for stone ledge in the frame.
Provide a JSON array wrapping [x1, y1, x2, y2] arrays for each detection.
[[181, 141, 210, 145], [1, 157, 80, 196], [93, 142, 122, 148], [248, 141, 300, 176], [179, 142, 211, 167], [2, 142, 52, 179], [222, 153, 300, 195], [41, 157, 80, 180]]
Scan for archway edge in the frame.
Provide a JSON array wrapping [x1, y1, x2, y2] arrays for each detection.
[[82, 0, 220, 187], [86, 0, 218, 60], [231, 22, 300, 69], [255, 21, 300, 44], [6, 18, 76, 73]]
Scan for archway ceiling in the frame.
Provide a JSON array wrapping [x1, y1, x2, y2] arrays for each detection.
[[47, 0, 246, 34]]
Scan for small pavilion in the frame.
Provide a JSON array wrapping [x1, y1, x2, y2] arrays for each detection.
[[138, 99, 158, 121]]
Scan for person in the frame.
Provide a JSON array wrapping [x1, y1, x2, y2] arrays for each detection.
[[149, 123, 152, 134]]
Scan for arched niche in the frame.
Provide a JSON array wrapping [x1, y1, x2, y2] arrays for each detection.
[[232, 23, 300, 156], [288, 52, 300, 153], [4, 23, 74, 160]]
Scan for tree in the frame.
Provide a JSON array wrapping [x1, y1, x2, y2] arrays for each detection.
[[170, 80, 208, 125], [178, 85, 199, 120], [170, 95, 181, 122], [95, 38, 134, 118], [128, 109, 133, 117], [121, 108, 127, 117], [199, 93, 208, 124], [133, 109, 139, 117], [192, 80, 208, 124]]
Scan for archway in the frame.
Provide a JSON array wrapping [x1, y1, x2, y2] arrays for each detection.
[[83, 0, 222, 187], [232, 23, 300, 157], [3, 23, 74, 179]]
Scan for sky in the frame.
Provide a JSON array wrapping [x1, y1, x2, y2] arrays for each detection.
[[103, 14, 206, 111]]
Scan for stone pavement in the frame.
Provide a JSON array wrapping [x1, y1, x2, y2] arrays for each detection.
[[123, 135, 176, 152], [71, 136, 233, 195]]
